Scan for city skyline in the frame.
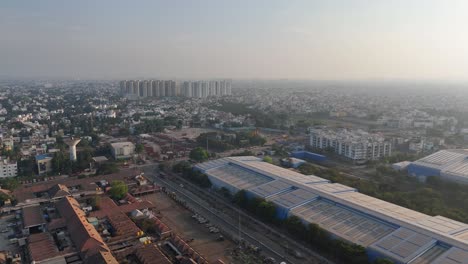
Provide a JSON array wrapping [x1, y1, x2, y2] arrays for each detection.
[[1, 0, 468, 81]]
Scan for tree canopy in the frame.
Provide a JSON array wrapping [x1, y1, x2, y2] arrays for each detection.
[[189, 147, 209, 162], [108, 180, 128, 200]]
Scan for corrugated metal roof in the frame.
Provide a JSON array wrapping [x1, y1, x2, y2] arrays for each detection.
[[369, 228, 436, 263], [291, 199, 395, 246], [431, 247, 468, 264], [195, 156, 468, 256]]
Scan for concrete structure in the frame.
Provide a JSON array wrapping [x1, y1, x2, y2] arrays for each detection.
[[0, 157, 17, 178], [122, 79, 231, 99], [180, 80, 232, 98], [408, 149, 468, 184], [110, 142, 135, 159], [310, 128, 392, 162], [36, 153, 53, 175], [121, 79, 179, 99], [195, 156, 468, 263], [65, 137, 81, 161]]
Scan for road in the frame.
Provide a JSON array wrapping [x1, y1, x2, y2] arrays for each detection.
[[141, 164, 333, 264]]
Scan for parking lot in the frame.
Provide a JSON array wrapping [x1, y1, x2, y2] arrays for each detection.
[[144, 192, 236, 263], [0, 214, 19, 252]]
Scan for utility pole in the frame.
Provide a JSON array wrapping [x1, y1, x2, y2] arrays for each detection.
[[238, 212, 241, 244]]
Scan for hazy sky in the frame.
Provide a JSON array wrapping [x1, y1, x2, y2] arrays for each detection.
[[1, 0, 468, 80]]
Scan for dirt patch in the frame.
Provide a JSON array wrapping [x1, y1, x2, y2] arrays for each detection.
[[143, 192, 235, 263]]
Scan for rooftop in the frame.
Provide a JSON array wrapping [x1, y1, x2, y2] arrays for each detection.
[[35, 153, 54, 161], [28, 233, 62, 262], [56, 196, 118, 263], [110, 141, 135, 148], [196, 156, 468, 260], [23, 205, 44, 228]]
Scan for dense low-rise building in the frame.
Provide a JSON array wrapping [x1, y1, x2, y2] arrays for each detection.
[[195, 156, 468, 263]]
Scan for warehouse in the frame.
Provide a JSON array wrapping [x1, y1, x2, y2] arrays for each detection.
[[195, 156, 468, 264], [408, 149, 468, 184]]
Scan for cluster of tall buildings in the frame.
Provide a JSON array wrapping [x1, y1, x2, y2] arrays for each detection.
[[309, 127, 392, 162], [180, 80, 232, 98], [119, 79, 231, 99]]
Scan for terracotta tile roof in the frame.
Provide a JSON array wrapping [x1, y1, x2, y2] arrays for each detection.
[[47, 218, 67, 231], [84, 250, 119, 264], [135, 245, 171, 264], [89, 197, 154, 219], [170, 234, 209, 264], [22, 205, 44, 228], [107, 212, 141, 238], [56, 196, 118, 264], [13, 169, 142, 203], [28, 233, 61, 262], [153, 217, 171, 237], [48, 184, 71, 199]]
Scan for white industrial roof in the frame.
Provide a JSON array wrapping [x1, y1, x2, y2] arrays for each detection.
[[416, 216, 468, 236], [337, 191, 429, 223], [196, 156, 468, 255], [412, 149, 468, 169], [249, 180, 294, 198], [291, 199, 395, 246], [205, 164, 273, 190], [369, 227, 436, 263], [268, 188, 318, 209], [411, 149, 468, 183], [431, 247, 468, 264]]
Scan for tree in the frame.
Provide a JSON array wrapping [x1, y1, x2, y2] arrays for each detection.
[[96, 162, 119, 175], [173, 161, 191, 173], [285, 216, 307, 238], [263, 156, 273, 163], [135, 143, 144, 154], [0, 178, 19, 191], [189, 147, 209, 162], [108, 180, 128, 200], [233, 190, 248, 208]]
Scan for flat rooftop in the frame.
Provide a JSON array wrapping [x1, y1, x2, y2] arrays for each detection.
[[196, 156, 468, 257]]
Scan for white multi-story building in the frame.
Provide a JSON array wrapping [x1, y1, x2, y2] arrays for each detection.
[[122, 79, 231, 99], [0, 157, 17, 178], [110, 142, 135, 159], [309, 128, 392, 161]]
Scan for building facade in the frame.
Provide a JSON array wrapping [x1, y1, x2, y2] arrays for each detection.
[[111, 142, 135, 159], [36, 154, 54, 175], [120, 79, 232, 99], [0, 158, 17, 178], [310, 128, 392, 161]]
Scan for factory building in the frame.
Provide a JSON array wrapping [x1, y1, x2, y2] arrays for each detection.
[[195, 156, 468, 264], [408, 149, 468, 184]]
